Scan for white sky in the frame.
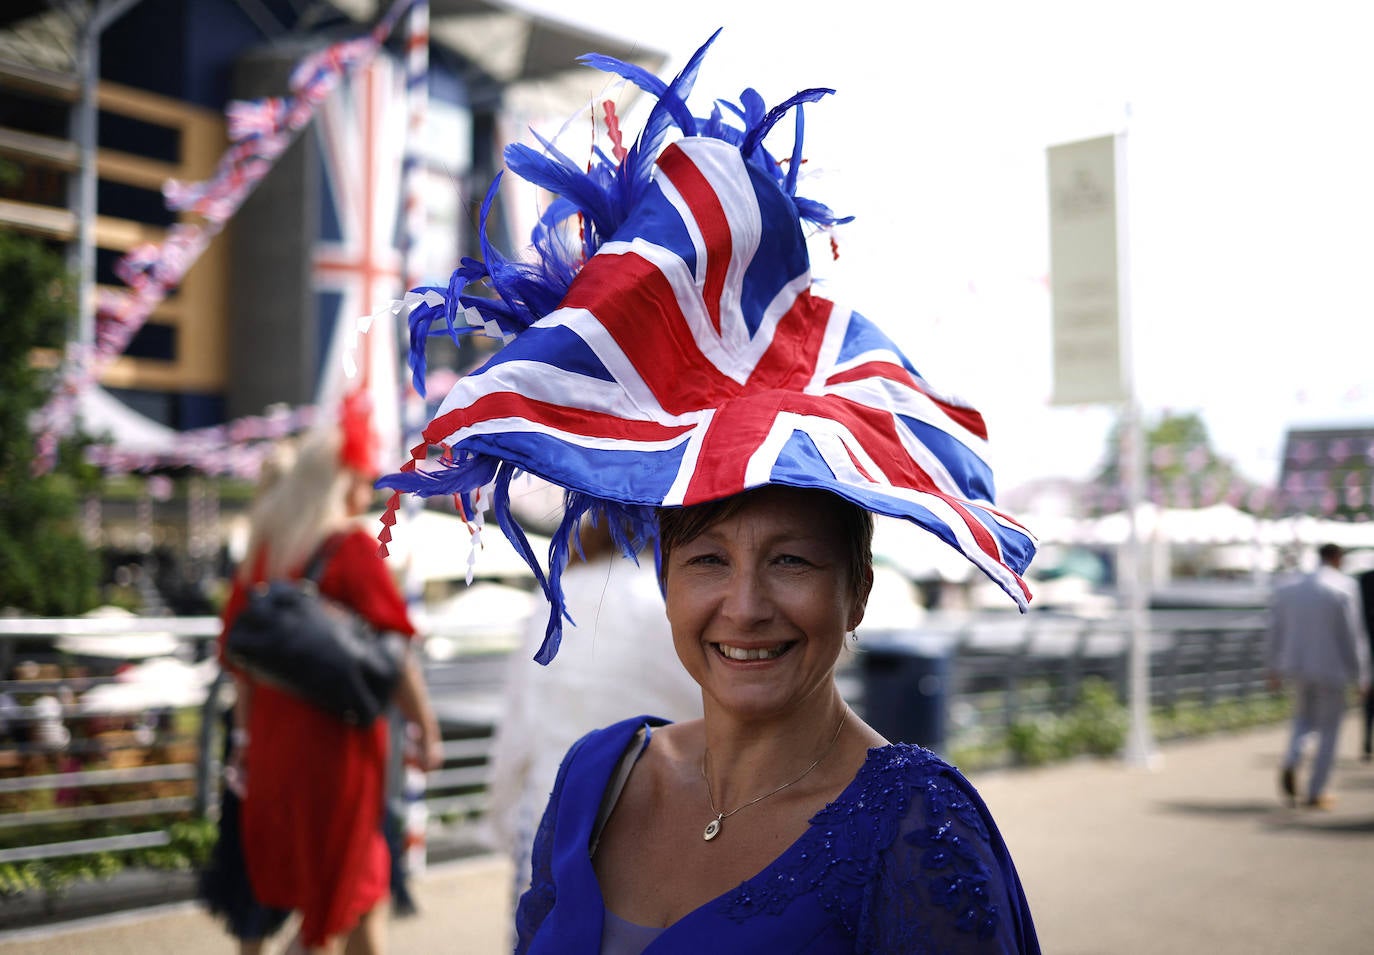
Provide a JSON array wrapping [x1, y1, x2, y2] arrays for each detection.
[[509, 0, 1374, 491]]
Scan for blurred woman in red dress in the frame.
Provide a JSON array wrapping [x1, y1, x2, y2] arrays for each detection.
[[218, 399, 442, 955]]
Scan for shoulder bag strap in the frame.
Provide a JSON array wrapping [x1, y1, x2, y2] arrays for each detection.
[[301, 531, 348, 584]]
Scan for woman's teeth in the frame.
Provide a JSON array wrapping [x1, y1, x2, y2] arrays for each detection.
[[716, 643, 791, 661]]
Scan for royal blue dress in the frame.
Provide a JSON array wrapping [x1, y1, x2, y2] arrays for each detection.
[[514, 716, 1040, 954]]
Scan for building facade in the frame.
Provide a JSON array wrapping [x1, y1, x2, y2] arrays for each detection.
[[1, 0, 660, 441]]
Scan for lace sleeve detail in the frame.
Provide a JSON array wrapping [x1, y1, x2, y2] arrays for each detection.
[[858, 748, 1035, 954], [715, 745, 1036, 953], [513, 734, 586, 954]]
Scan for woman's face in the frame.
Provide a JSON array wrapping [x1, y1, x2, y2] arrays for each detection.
[[663, 486, 869, 721]]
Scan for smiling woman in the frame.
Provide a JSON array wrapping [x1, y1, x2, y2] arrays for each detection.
[[377, 29, 1039, 954], [530, 482, 1039, 952]]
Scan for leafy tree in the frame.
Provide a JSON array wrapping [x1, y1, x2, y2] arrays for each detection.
[[0, 229, 101, 614], [1090, 410, 1258, 515]]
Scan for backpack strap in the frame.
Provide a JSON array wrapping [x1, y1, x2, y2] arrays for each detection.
[[301, 531, 348, 584]]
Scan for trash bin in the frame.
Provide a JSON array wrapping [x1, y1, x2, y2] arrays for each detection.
[[857, 631, 952, 752]]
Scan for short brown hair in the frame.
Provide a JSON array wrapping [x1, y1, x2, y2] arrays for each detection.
[[656, 486, 874, 601], [1318, 543, 1344, 565]]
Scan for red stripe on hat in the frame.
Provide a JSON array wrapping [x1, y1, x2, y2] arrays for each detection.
[[680, 295, 832, 503], [424, 391, 695, 446], [944, 499, 1032, 601], [826, 361, 988, 440], [681, 392, 783, 504], [746, 293, 831, 392], [561, 251, 739, 416], [656, 142, 730, 335]]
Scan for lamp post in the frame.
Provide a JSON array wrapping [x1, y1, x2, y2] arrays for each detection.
[[70, 0, 143, 347]]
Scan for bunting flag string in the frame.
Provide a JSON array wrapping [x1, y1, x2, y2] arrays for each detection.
[[33, 0, 419, 477], [85, 404, 318, 478]]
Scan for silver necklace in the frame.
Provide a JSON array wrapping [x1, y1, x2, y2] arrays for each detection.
[[700, 716, 845, 842]]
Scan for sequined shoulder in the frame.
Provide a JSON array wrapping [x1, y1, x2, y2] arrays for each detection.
[[721, 743, 1011, 951]]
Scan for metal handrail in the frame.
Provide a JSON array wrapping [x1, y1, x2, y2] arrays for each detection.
[[0, 796, 195, 830], [424, 765, 489, 791], [0, 831, 171, 865], [0, 617, 221, 636], [0, 763, 195, 794]]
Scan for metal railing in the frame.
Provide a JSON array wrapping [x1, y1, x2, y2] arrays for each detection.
[[0, 616, 219, 869], [852, 607, 1276, 756], [945, 608, 1272, 719], [0, 606, 1276, 872]]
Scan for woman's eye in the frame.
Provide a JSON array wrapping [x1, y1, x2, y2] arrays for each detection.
[[685, 552, 725, 567], [774, 553, 810, 568]]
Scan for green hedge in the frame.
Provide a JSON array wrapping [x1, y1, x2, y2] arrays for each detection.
[[949, 677, 1290, 771], [0, 818, 217, 900]]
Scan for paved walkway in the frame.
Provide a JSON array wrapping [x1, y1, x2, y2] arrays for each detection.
[[974, 713, 1374, 954], [3, 715, 1371, 954]]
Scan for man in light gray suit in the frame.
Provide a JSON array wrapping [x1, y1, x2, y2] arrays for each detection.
[[1267, 543, 1371, 808]]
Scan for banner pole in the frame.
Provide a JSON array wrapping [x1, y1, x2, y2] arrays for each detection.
[[1116, 117, 1159, 769]]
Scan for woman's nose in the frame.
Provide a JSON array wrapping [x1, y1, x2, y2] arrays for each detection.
[[720, 566, 773, 627]]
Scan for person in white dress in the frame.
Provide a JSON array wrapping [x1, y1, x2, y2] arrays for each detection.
[[484, 516, 703, 908]]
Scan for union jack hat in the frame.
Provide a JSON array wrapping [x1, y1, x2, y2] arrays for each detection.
[[378, 31, 1036, 662]]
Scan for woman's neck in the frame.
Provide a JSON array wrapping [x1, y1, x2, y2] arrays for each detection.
[[697, 691, 853, 808]]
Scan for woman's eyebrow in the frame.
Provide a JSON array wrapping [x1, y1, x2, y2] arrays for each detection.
[[693, 529, 828, 547]]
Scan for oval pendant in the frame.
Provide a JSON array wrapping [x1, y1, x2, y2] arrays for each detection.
[[703, 817, 721, 841]]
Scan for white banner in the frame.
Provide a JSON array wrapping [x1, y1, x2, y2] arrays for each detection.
[[1047, 134, 1126, 405]]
